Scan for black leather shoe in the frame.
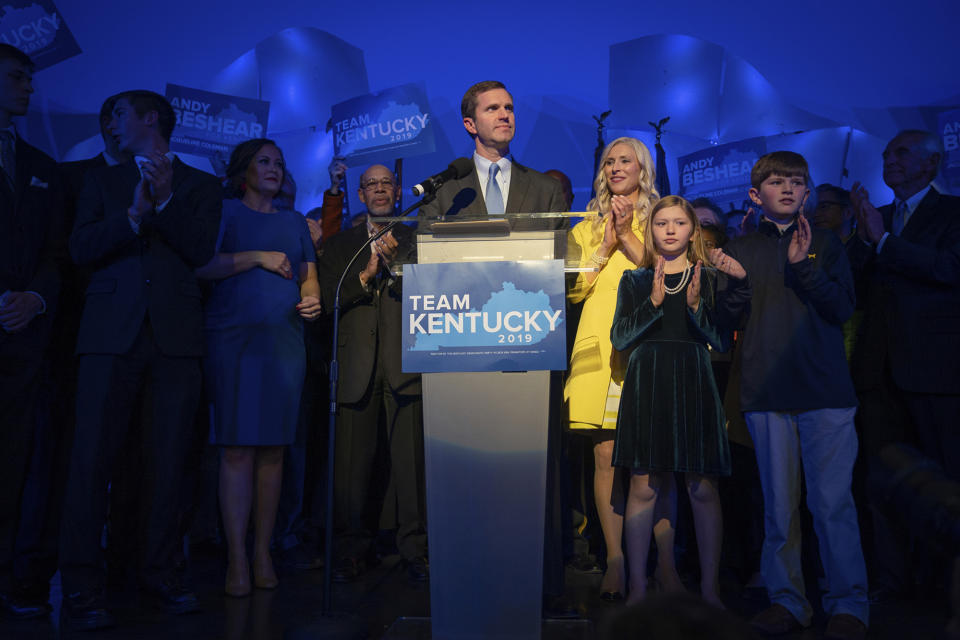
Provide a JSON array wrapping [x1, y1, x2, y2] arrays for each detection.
[[142, 578, 201, 614], [405, 556, 429, 582], [62, 590, 115, 631], [331, 556, 368, 583], [0, 590, 52, 619]]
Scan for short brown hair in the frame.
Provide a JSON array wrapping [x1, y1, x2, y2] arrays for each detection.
[[114, 90, 177, 143], [750, 151, 810, 189], [0, 44, 33, 69], [460, 80, 509, 120]]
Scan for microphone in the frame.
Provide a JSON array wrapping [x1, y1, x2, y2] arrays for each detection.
[[411, 158, 474, 197]]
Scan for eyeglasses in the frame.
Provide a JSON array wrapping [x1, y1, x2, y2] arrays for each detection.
[[815, 201, 846, 209], [360, 178, 396, 190]]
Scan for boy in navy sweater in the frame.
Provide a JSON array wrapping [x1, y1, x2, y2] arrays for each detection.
[[722, 152, 868, 640]]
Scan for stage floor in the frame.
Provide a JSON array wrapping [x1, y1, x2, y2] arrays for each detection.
[[0, 544, 949, 639]]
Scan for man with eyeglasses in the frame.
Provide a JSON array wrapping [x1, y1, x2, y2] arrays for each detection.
[[812, 184, 855, 240], [317, 164, 427, 583]]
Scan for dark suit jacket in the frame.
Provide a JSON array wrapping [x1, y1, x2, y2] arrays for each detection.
[[0, 136, 64, 327], [56, 154, 108, 342], [70, 158, 221, 357], [317, 220, 419, 403], [852, 187, 960, 394], [417, 157, 568, 228]]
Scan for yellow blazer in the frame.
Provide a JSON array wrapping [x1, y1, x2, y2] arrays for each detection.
[[564, 215, 644, 428]]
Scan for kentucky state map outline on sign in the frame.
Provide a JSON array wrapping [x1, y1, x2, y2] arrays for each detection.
[[408, 282, 563, 351]]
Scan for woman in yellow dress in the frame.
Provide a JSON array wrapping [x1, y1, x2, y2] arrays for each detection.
[[564, 137, 681, 599]]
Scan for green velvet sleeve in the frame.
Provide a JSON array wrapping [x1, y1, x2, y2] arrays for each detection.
[[688, 268, 734, 353], [610, 268, 662, 352]]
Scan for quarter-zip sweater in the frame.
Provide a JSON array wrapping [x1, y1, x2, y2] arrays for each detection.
[[720, 216, 858, 412]]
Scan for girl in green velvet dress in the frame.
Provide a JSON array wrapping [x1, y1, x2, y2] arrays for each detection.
[[610, 195, 745, 606]]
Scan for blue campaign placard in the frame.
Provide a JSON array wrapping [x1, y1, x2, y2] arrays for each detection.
[[165, 83, 271, 159], [402, 260, 566, 373], [938, 108, 960, 194], [677, 137, 767, 210], [0, 1, 81, 70], [331, 83, 436, 167]]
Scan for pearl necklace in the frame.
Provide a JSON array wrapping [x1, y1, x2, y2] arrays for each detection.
[[663, 261, 691, 295]]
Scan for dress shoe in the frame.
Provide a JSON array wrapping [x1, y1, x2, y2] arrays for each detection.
[[868, 584, 910, 604], [405, 556, 429, 582], [331, 556, 368, 583], [141, 578, 201, 614], [824, 613, 868, 640], [0, 591, 51, 619], [61, 590, 115, 631], [543, 595, 580, 619], [599, 590, 624, 602], [749, 604, 806, 636]]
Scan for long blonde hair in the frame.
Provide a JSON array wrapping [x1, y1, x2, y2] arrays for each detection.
[[640, 195, 712, 268], [587, 137, 659, 224]]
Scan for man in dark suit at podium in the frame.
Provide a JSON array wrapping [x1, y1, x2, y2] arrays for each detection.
[[59, 90, 221, 630], [850, 129, 960, 600], [418, 80, 568, 223], [418, 81, 573, 615], [318, 163, 427, 582]]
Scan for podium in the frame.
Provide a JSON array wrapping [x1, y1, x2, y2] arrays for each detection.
[[412, 216, 569, 640]]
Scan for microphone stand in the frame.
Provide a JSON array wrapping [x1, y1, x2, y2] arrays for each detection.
[[320, 191, 436, 615]]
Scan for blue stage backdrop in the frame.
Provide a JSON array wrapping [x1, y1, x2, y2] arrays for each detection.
[[402, 260, 566, 373]]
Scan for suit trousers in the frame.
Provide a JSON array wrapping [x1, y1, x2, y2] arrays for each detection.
[[334, 357, 425, 562], [0, 324, 46, 592], [59, 320, 201, 594], [745, 408, 869, 626]]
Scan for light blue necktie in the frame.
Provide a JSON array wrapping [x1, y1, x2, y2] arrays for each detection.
[[892, 199, 907, 236], [486, 162, 504, 215]]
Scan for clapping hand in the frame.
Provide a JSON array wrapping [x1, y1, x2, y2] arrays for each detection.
[[650, 255, 665, 307], [686, 260, 703, 312], [611, 195, 635, 239], [850, 181, 885, 244], [787, 214, 813, 264], [139, 150, 173, 205], [0, 291, 42, 332], [709, 248, 746, 279]]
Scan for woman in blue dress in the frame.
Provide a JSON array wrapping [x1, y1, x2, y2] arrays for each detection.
[[197, 138, 321, 597]]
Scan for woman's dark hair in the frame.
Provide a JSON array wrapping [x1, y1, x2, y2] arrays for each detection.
[[224, 138, 283, 199]]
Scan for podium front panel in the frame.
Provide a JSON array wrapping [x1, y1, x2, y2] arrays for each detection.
[[417, 230, 556, 640]]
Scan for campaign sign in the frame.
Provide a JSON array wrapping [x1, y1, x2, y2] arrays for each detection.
[[677, 137, 767, 210], [402, 260, 566, 373], [331, 83, 436, 167], [0, 1, 81, 70], [938, 108, 960, 193], [165, 84, 270, 158]]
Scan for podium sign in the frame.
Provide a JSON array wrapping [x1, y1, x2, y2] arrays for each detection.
[[402, 260, 566, 373]]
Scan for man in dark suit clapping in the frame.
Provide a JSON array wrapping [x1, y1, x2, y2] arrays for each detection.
[[59, 90, 221, 630], [850, 129, 960, 601]]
